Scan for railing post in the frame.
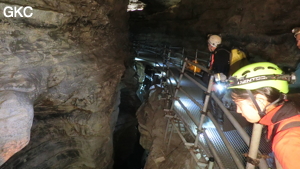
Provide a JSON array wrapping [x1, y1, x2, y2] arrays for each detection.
[[169, 58, 187, 111], [164, 117, 171, 143], [194, 75, 214, 147], [246, 123, 264, 169], [167, 120, 174, 153], [203, 130, 225, 169], [193, 49, 198, 75]]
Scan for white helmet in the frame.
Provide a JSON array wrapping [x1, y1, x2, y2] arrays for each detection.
[[208, 35, 222, 47], [292, 27, 300, 38]]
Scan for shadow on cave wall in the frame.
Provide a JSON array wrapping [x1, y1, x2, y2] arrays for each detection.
[[113, 87, 144, 169], [113, 61, 164, 169]]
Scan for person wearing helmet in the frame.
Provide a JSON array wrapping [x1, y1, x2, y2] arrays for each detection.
[[289, 27, 300, 93], [207, 34, 231, 77], [292, 27, 300, 49], [228, 62, 300, 169], [203, 34, 231, 126]]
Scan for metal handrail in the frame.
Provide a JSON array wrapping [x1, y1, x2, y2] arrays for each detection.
[[134, 43, 269, 169], [169, 47, 268, 168], [167, 57, 245, 168]]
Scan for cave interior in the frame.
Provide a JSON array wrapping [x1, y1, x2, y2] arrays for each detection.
[[0, 0, 300, 169]]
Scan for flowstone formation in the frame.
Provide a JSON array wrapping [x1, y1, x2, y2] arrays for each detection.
[[0, 0, 129, 168]]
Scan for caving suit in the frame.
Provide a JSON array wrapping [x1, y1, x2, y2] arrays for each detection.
[[207, 46, 231, 125], [208, 46, 231, 77], [259, 101, 300, 169]]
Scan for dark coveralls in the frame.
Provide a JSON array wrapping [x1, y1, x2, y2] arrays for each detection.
[[203, 45, 230, 125]]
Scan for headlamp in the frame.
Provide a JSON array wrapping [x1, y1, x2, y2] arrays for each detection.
[[216, 83, 225, 91]]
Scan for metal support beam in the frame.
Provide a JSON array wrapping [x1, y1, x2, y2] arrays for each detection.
[[203, 130, 225, 169], [246, 123, 264, 169]]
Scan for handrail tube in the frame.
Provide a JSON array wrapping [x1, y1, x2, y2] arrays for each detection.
[[194, 75, 215, 147], [169, 61, 187, 111], [135, 42, 269, 169], [176, 99, 199, 127], [170, 112, 196, 140], [169, 54, 267, 168], [183, 72, 208, 91], [167, 122, 174, 152], [246, 123, 264, 169], [178, 52, 209, 60], [188, 71, 244, 168], [167, 69, 179, 85], [200, 75, 214, 127], [170, 119, 187, 144], [136, 49, 160, 55], [166, 78, 175, 96], [185, 59, 210, 73], [177, 77, 246, 167], [203, 130, 225, 169], [169, 62, 183, 72], [164, 118, 171, 143], [165, 63, 175, 97], [178, 87, 203, 109], [206, 111, 245, 169], [180, 65, 266, 168], [181, 70, 252, 146]]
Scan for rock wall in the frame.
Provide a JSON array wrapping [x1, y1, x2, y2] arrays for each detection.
[[0, 0, 129, 168], [137, 87, 197, 169]]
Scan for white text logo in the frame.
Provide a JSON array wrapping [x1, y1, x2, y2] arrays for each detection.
[[237, 76, 268, 85], [3, 6, 33, 17]]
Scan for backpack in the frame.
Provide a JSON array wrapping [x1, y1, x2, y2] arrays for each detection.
[[229, 47, 249, 76]]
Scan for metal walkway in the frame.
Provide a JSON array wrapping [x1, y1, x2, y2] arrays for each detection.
[[134, 43, 273, 169]]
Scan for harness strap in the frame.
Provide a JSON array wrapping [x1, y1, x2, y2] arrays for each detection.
[[268, 120, 300, 142], [246, 90, 264, 117], [280, 121, 300, 131]]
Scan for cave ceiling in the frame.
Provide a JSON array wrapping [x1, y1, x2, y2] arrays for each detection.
[[130, 0, 300, 67]]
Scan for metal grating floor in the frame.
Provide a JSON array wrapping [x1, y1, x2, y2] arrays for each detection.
[[173, 98, 272, 169]]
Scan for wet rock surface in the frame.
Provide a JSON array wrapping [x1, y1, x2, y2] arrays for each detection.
[[1, 0, 300, 168], [0, 0, 129, 168]]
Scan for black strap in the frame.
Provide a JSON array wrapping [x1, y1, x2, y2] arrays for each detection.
[[281, 121, 300, 130], [246, 90, 264, 117], [228, 74, 295, 87], [267, 121, 300, 142]]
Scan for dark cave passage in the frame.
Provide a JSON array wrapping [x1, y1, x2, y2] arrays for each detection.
[[1, 0, 300, 168], [112, 59, 165, 169]]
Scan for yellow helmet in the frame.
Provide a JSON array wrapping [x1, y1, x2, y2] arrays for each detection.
[[228, 62, 289, 93]]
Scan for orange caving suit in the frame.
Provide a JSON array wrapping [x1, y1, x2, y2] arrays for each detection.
[[259, 101, 300, 169]]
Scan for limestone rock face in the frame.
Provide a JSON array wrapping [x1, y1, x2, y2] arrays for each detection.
[[0, 0, 129, 168], [137, 87, 196, 169]]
